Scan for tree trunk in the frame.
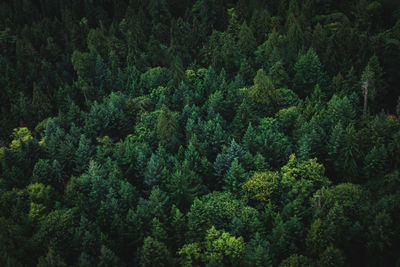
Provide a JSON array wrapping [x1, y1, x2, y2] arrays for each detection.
[[363, 80, 368, 116]]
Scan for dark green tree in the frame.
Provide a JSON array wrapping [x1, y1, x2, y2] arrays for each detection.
[[156, 105, 178, 149], [140, 236, 171, 267], [223, 158, 247, 196], [293, 48, 327, 97], [144, 154, 163, 189], [238, 22, 257, 57], [166, 162, 205, 211]]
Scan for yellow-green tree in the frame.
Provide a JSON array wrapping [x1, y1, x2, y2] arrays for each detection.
[[249, 69, 280, 108], [243, 171, 280, 202]]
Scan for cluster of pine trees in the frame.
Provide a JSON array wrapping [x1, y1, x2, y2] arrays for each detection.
[[1, 0, 400, 266]]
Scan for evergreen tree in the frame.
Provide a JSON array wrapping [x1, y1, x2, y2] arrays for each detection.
[[249, 69, 280, 108], [311, 23, 328, 60], [293, 48, 327, 97], [238, 22, 257, 57], [144, 154, 163, 189], [73, 134, 93, 175], [223, 158, 246, 196], [32, 83, 52, 120], [156, 105, 178, 150], [250, 9, 271, 44], [363, 145, 388, 180], [242, 123, 257, 154], [269, 61, 289, 89], [232, 98, 255, 139], [140, 236, 171, 267], [166, 162, 205, 211], [286, 14, 304, 59]]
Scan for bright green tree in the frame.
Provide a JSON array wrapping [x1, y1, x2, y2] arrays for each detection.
[[204, 226, 245, 265], [243, 171, 280, 202]]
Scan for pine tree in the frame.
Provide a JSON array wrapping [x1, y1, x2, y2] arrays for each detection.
[[169, 54, 185, 87], [140, 236, 171, 267], [238, 22, 257, 57], [269, 61, 289, 89], [227, 8, 240, 39], [144, 154, 163, 189], [311, 23, 328, 59], [32, 83, 52, 120], [238, 58, 254, 84], [249, 69, 280, 108], [223, 158, 246, 196], [293, 48, 327, 97], [250, 9, 271, 44], [342, 124, 360, 182], [73, 134, 93, 175], [232, 98, 255, 139], [363, 145, 388, 180], [166, 162, 204, 211], [286, 14, 304, 58], [156, 104, 178, 149], [242, 123, 257, 154], [169, 205, 186, 250]]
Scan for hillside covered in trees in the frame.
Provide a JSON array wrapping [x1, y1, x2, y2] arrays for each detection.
[[1, 0, 400, 266]]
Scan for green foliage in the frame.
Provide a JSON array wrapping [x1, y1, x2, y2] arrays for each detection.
[[249, 69, 280, 108], [223, 158, 247, 196], [1, 1, 400, 266], [204, 226, 245, 265], [178, 242, 202, 267], [279, 254, 311, 267], [166, 162, 205, 211], [156, 104, 178, 149], [32, 83, 53, 120], [238, 22, 257, 57], [250, 9, 271, 44], [206, 30, 241, 74], [187, 191, 261, 241], [245, 118, 293, 168], [293, 48, 327, 97], [269, 61, 289, 89], [140, 236, 171, 267], [144, 153, 163, 189], [241, 233, 272, 267], [71, 50, 92, 80], [243, 171, 280, 202], [37, 247, 67, 267]]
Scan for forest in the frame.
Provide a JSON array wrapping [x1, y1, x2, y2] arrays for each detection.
[[1, 0, 400, 266]]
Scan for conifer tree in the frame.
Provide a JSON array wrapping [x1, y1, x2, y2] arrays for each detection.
[[32, 83, 52, 120], [144, 154, 163, 189], [140, 236, 171, 267], [250, 9, 271, 44], [238, 22, 257, 57], [156, 104, 178, 149], [293, 48, 327, 97], [73, 134, 93, 175], [269, 61, 289, 89], [223, 158, 246, 196], [249, 69, 280, 108]]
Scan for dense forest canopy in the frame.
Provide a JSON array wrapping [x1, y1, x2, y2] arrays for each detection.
[[1, 0, 400, 266]]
